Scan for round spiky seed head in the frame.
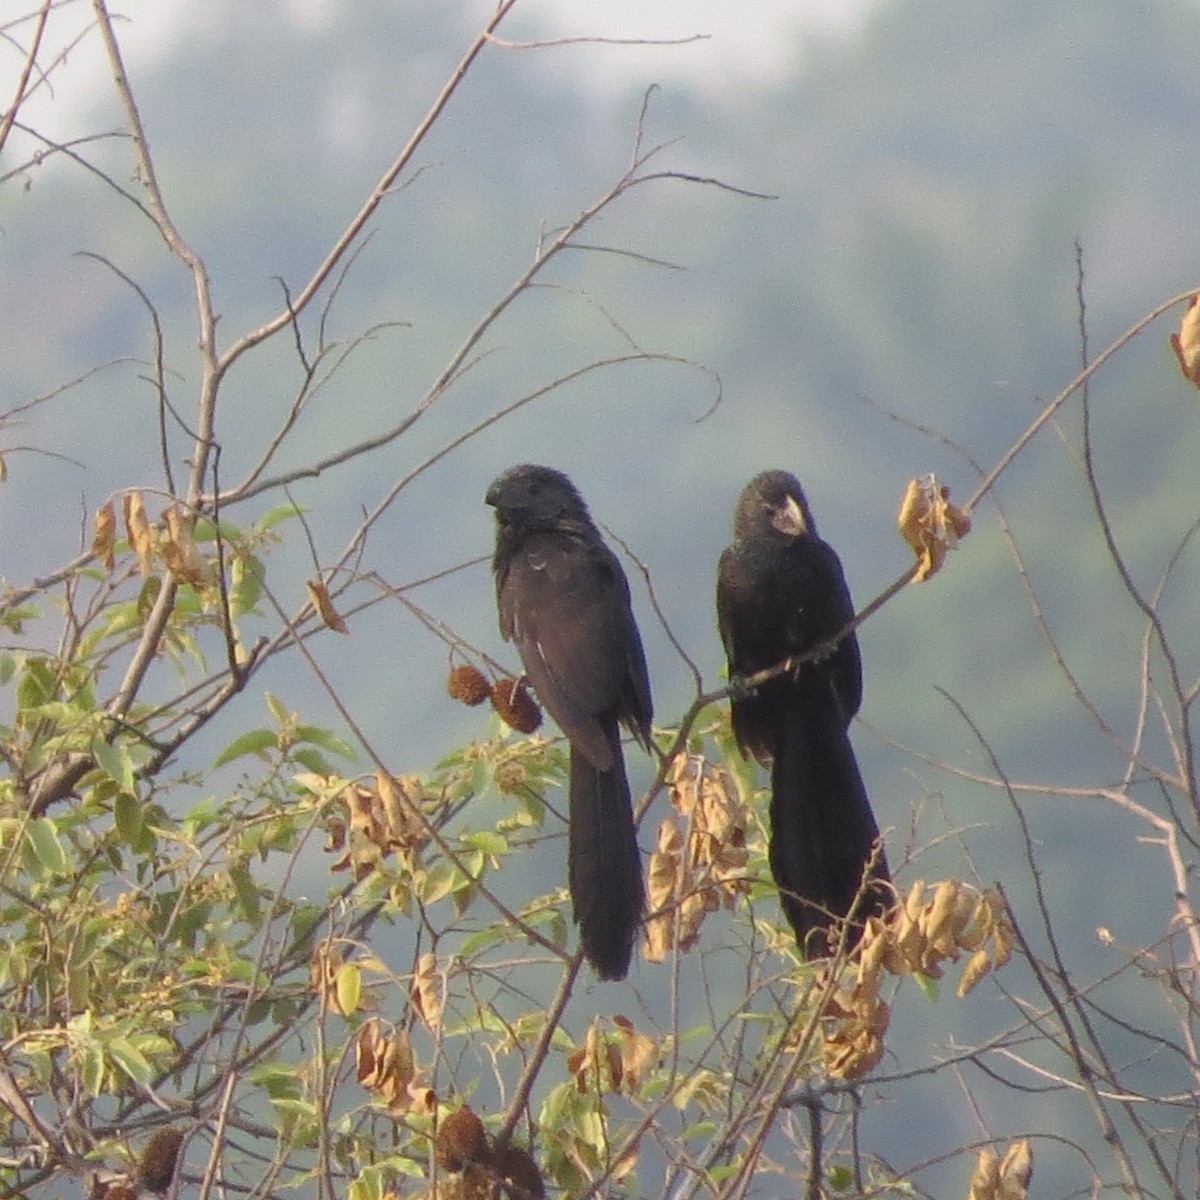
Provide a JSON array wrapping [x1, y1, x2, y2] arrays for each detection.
[[498, 1144, 546, 1200], [137, 1128, 184, 1195], [436, 1107, 490, 1172], [447, 664, 491, 707], [490, 678, 542, 735]]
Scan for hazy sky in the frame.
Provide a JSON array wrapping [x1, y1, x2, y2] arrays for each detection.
[[20, 0, 880, 139]]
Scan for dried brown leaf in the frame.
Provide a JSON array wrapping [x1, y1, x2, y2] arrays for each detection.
[[998, 1139, 1033, 1199], [93, 501, 117, 571], [307, 578, 349, 634], [162, 506, 213, 586], [412, 951, 442, 1032], [123, 491, 155, 575], [613, 1013, 658, 1092], [356, 1019, 415, 1109], [1170, 293, 1200, 388], [968, 1148, 1000, 1200], [897, 475, 971, 582]]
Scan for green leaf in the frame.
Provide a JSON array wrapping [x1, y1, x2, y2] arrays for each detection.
[[81, 1042, 106, 1096], [420, 862, 462, 905], [461, 830, 508, 857], [914, 972, 941, 1002], [192, 515, 241, 543], [213, 728, 277, 768], [257, 502, 308, 531], [265, 692, 292, 726], [827, 1164, 856, 1192], [336, 962, 362, 1016], [229, 863, 261, 924], [107, 1036, 154, 1085], [25, 818, 66, 875], [93, 738, 135, 793], [113, 792, 145, 849], [230, 554, 266, 616], [292, 747, 336, 775], [295, 725, 357, 761]]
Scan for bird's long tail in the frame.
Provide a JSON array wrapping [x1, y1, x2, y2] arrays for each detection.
[[568, 723, 645, 980], [769, 687, 891, 958]]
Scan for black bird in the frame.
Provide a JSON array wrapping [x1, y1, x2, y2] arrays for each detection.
[[717, 470, 891, 957], [486, 464, 652, 980]]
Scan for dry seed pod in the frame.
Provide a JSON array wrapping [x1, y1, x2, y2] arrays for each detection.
[[436, 1107, 490, 1172], [490, 678, 543, 734], [447, 664, 491, 707], [498, 1144, 546, 1200], [137, 1128, 184, 1195]]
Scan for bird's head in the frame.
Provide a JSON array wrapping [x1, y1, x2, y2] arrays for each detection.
[[485, 463, 591, 529], [734, 470, 815, 541]]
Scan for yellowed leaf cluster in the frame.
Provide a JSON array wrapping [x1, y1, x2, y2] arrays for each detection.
[[94, 492, 217, 587], [820, 972, 890, 1081], [356, 1019, 422, 1111], [873, 880, 1014, 996], [566, 1014, 660, 1097], [643, 754, 750, 962], [822, 882, 1014, 1081], [326, 772, 429, 881], [1170, 293, 1200, 388], [968, 1140, 1033, 1200], [897, 475, 972, 582]]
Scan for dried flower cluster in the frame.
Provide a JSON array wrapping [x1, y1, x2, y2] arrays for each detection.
[[822, 881, 1014, 1080], [324, 771, 429, 880], [967, 1140, 1033, 1200], [644, 754, 750, 962], [897, 475, 972, 582]]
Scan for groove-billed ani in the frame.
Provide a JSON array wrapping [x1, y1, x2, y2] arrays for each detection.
[[486, 464, 652, 980], [717, 470, 891, 957]]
